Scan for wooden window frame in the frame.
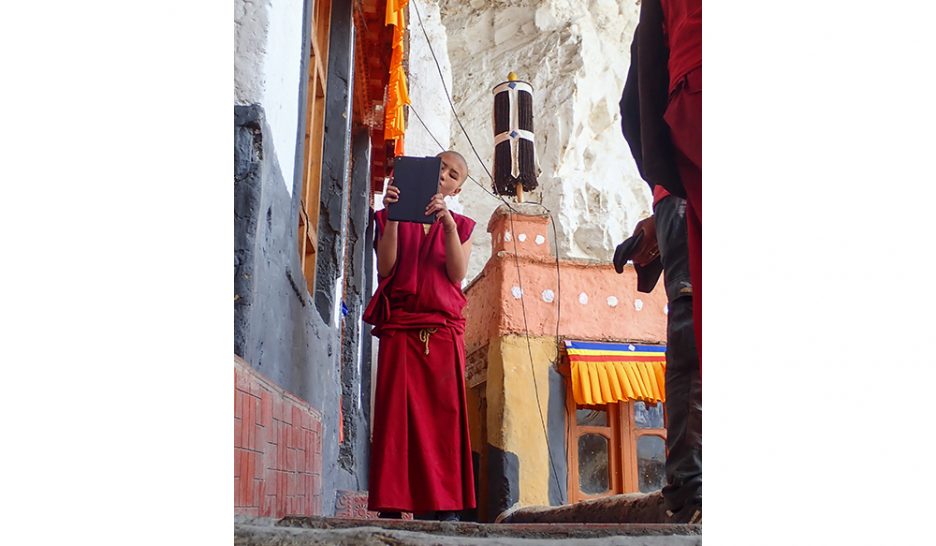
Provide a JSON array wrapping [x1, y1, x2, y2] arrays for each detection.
[[560, 356, 668, 503], [566, 401, 624, 502], [627, 404, 667, 494], [297, 0, 333, 295]]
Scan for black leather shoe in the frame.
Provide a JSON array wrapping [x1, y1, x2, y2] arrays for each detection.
[[377, 511, 403, 519], [666, 504, 701, 524], [437, 510, 461, 522]]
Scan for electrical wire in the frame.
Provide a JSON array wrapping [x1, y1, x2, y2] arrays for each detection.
[[411, 0, 565, 499]]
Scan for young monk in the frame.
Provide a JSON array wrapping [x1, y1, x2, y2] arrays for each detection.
[[362, 150, 477, 522]]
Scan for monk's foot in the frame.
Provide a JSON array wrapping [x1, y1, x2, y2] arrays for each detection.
[[377, 511, 403, 519]]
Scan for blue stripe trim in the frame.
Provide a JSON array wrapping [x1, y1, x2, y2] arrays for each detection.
[[565, 340, 666, 352]]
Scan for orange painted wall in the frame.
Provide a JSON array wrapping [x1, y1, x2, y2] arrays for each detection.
[[465, 206, 668, 352], [462, 207, 669, 515]]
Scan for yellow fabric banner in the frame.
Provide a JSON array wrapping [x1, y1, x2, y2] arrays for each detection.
[[570, 360, 667, 406]]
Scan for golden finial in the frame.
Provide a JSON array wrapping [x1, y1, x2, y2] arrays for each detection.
[[507, 71, 519, 81]]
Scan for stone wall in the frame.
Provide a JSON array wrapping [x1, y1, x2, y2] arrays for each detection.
[[235, 104, 366, 515], [234, 0, 379, 515]]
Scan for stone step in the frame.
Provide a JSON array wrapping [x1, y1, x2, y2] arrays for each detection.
[[235, 516, 701, 545], [498, 491, 701, 525]]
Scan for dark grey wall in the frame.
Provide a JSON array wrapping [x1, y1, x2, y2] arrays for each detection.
[[466, 451, 481, 522], [360, 209, 375, 430], [234, 103, 366, 515], [316, 0, 374, 497], [547, 367, 569, 505], [235, 105, 334, 408], [313, 0, 355, 326], [337, 128, 374, 479], [486, 445, 520, 521]]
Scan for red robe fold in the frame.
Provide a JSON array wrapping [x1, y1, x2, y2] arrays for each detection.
[[362, 209, 477, 513]]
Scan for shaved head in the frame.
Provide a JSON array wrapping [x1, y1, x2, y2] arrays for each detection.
[[437, 151, 469, 183]]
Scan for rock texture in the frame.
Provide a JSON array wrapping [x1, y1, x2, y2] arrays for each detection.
[[410, 0, 652, 282]]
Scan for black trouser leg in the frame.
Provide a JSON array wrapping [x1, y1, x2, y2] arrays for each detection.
[[655, 195, 702, 513], [436, 510, 461, 522]]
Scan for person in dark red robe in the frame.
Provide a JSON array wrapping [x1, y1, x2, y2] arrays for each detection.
[[619, 0, 701, 524], [620, 0, 701, 367], [363, 150, 477, 522], [661, 0, 702, 367]]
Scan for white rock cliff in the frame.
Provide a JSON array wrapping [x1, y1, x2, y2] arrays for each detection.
[[406, 0, 652, 282]]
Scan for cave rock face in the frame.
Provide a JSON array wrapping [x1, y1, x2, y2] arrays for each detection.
[[406, 0, 652, 282]]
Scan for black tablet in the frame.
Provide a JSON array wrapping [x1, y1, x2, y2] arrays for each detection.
[[387, 156, 441, 224]]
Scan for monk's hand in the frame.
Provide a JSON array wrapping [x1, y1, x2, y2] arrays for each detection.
[[382, 183, 400, 208], [631, 215, 660, 266], [426, 193, 457, 232]]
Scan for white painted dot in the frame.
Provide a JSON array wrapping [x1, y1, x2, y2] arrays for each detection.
[[607, 296, 619, 307], [511, 286, 522, 299], [634, 299, 644, 311], [518, 233, 527, 242], [535, 234, 546, 245], [663, 304, 669, 315], [542, 289, 555, 303], [504, 231, 512, 242], [578, 292, 588, 305], [628, 344, 636, 351]]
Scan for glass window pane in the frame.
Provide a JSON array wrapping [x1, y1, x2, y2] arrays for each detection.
[[636, 434, 666, 493], [634, 401, 664, 429], [578, 433, 610, 494], [576, 408, 608, 427]]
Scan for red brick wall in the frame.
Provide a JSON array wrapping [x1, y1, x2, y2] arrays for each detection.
[[234, 356, 323, 517]]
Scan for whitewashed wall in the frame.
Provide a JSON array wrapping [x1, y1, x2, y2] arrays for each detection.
[[405, 0, 468, 216], [235, 0, 306, 195]]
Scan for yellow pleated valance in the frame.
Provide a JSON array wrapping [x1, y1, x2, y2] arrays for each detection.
[[566, 341, 666, 406], [384, 0, 410, 155]]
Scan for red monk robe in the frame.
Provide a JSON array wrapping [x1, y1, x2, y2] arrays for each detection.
[[362, 208, 477, 513]]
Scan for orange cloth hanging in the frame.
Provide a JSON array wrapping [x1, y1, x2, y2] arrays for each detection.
[[385, 0, 410, 155]]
